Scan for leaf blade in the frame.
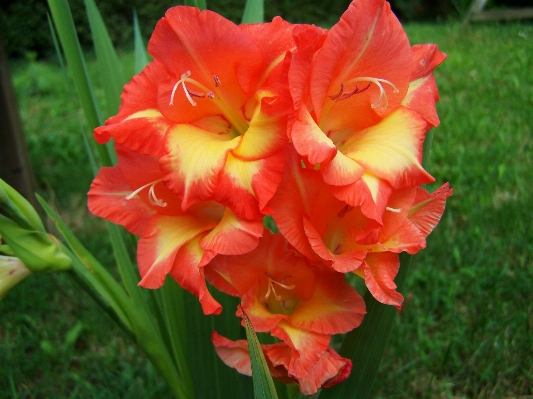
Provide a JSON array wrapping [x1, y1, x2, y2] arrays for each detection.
[[241, 0, 264, 23], [242, 307, 279, 399]]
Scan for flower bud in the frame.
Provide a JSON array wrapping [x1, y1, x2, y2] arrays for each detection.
[[0, 179, 45, 232], [0, 180, 71, 273], [0, 255, 32, 299]]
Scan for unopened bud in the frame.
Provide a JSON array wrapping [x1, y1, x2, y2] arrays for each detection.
[[0, 255, 32, 299]]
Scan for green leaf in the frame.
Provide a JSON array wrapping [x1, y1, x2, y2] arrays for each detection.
[[84, 0, 125, 118], [241, 0, 264, 23], [133, 9, 149, 75], [242, 308, 279, 399], [36, 195, 133, 329], [47, 13, 98, 176], [181, 288, 253, 399], [47, 0, 113, 167], [37, 195, 193, 399], [157, 278, 195, 395], [318, 253, 412, 399], [184, 0, 207, 10]]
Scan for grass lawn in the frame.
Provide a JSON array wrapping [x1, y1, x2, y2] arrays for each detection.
[[1, 20, 532, 398]]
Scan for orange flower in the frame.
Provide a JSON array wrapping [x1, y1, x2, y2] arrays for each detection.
[[269, 148, 452, 307], [94, 8, 297, 220], [288, 0, 445, 222], [206, 231, 365, 376], [88, 145, 263, 315], [212, 331, 352, 395]]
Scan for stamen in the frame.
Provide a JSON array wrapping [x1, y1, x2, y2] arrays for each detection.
[[264, 273, 295, 301], [169, 71, 215, 106], [331, 77, 399, 109], [386, 206, 402, 213], [125, 179, 167, 207]]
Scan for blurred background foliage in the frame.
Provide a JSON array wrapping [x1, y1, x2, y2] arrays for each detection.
[[1, 0, 532, 58]]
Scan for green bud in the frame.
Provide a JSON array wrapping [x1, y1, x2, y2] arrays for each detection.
[[0, 179, 45, 232], [0, 255, 32, 299], [0, 215, 71, 272]]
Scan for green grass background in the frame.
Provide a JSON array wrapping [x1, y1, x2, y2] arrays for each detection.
[[1, 21, 532, 398]]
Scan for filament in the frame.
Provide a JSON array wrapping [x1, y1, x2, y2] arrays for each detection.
[[264, 273, 295, 301], [169, 71, 215, 106], [386, 206, 402, 213], [125, 179, 167, 207]]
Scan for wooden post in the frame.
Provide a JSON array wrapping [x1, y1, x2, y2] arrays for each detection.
[[0, 37, 38, 208], [463, 0, 489, 24], [464, 0, 533, 24]]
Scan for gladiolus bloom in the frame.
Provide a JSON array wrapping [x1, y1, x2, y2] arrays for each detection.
[[270, 149, 452, 307], [94, 8, 297, 220], [206, 231, 365, 374], [288, 0, 445, 222], [88, 145, 263, 315]]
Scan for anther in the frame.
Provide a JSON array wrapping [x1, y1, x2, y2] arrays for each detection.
[[125, 179, 167, 207], [330, 77, 399, 109], [329, 82, 372, 102], [337, 204, 354, 218]]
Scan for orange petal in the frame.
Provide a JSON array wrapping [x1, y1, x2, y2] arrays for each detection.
[[290, 104, 337, 165], [342, 106, 434, 189], [402, 44, 447, 127], [329, 173, 393, 223], [199, 207, 263, 255], [161, 124, 242, 209], [231, 90, 288, 161], [214, 151, 285, 220], [311, 0, 411, 122], [211, 332, 252, 376], [169, 236, 222, 315], [149, 7, 262, 127], [409, 183, 453, 237], [238, 290, 289, 333], [272, 321, 330, 379], [136, 215, 215, 289], [360, 251, 403, 307], [322, 149, 365, 187], [94, 61, 172, 158], [88, 166, 155, 236], [377, 188, 426, 253], [288, 25, 328, 112], [269, 147, 337, 260], [289, 269, 366, 334], [295, 347, 352, 395], [303, 217, 367, 272]]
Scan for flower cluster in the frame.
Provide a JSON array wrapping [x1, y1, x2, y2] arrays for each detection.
[[88, 0, 451, 394]]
